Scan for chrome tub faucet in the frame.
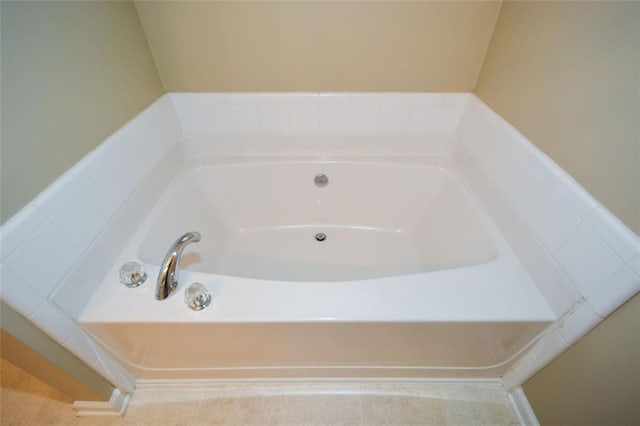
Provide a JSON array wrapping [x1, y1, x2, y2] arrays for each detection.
[[156, 232, 201, 300]]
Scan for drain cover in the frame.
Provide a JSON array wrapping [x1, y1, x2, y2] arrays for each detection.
[[314, 174, 328, 187], [315, 232, 327, 242]]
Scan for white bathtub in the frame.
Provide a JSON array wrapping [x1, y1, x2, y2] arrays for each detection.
[[81, 136, 555, 380]]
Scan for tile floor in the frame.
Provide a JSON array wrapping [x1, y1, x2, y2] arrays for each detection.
[[1, 359, 521, 425]]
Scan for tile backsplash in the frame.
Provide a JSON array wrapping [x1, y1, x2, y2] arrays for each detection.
[[169, 92, 469, 136], [0, 92, 637, 394]]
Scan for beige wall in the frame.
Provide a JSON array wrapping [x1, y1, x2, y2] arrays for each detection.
[[1, 303, 113, 401], [0, 1, 165, 222], [475, 1, 640, 234], [524, 294, 640, 425], [1, 332, 106, 401], [135, 1, 501, 92], [476, 2, 640, 421]]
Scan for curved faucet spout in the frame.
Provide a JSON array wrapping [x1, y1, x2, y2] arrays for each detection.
[[156, 232, 201, 300]]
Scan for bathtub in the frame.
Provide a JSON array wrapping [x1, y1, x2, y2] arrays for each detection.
[[81, 136, 555, 380]]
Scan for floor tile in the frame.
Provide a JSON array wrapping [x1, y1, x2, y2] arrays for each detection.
[[123, 401, 202, 426], [74, 417, 126, 426], [196, 395, 282, 425], [1, 362, 521, 426], [361, 393, 445, 425], [441, 400, 519, 426], [1, 388, 42, 426], [271, 394, 363, 425]]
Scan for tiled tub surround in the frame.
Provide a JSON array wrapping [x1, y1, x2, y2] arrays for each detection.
[[456, 96, 639, 389], [0, 93, 637, 397], [170, 92, 469, 135], [0, 96, 183, 394]]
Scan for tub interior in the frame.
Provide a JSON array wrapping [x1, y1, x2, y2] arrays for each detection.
[[83, 153, 555, 380], [138, 160, 498, 281]]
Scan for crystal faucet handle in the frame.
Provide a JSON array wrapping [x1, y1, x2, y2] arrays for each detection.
[[120, 261, 147, 288], [185, 282, 212, 311]]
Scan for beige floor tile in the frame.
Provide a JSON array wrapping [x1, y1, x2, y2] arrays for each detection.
[[31, 392, 80, 425], [271, 394, 364, 425], [195, 394, 364, 426], [1, 360, 521, 426], [196, 395, 283, 426], [122, 401, 202, 426], [1, 388, 41, 426], [361, 394, 445, 425], [437, 382, 519, 426], [74, 416, 127, 426], [1, 359, 77, 426], [481, 402, 521, 425], [441, 400, 519, 426]]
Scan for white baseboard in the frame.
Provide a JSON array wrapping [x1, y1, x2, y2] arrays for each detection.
[[136, 377, 503, 388], [73, 388, 130, 417], [509, 387, 540, 426]]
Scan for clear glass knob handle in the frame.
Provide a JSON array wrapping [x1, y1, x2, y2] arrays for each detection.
[[119, 262, 147, 288], [185, 282, 212, 311]]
